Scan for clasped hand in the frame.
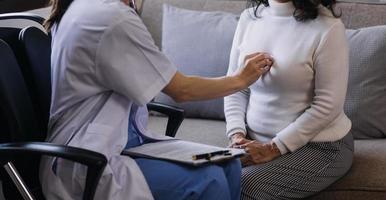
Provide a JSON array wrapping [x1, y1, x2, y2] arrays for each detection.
[[230, 133, 281, 167]]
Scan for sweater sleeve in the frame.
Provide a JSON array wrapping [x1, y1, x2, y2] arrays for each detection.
[[273, 21, 349, 153], [224, 10, 251, 138]]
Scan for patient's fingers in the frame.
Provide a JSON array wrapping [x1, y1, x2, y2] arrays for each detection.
[[240, 154, 254, 167], [232, 139, 252, 148], [239, 140, 259, 149]]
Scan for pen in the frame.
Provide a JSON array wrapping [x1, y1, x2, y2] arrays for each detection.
[[192, 150, 231, 160]]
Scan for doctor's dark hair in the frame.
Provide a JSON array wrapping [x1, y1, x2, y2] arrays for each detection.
[[44, 0, 74, 31], [247, 0, 340, 21]]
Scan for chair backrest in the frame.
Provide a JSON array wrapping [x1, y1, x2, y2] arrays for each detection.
[[0, 14, 51, 141], [0, 39, 43, 199], [0, 14, 49, 199], [0, 39, 38, 142], [18, 26, 51, 140], [0, 27, 22, 55]]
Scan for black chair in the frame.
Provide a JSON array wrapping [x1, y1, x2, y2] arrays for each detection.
[[0, 12, 185, 199], [0, 39, 107, 200], [0, 13, 184, 139], [18, 26, 52, 139], [0, 13, 49, 140]]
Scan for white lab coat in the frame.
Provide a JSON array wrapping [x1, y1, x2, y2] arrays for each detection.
[[39, 0, 177, 199]]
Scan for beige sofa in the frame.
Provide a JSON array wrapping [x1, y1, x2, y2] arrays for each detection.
[[140, 0, 386, 199]]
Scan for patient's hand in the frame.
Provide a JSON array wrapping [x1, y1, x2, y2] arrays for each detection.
[[240, 141, 281, 167], [229, 132, 252, 148]]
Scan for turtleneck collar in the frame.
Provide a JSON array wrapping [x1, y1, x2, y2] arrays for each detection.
[[268, 0, 295, 17]]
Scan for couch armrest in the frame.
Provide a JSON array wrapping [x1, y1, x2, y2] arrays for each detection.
[[147, 102, 184, 137], [0, 142, 107, 200]]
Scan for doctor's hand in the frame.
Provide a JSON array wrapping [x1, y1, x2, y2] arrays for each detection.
[[236, 53, 273, 88], [239, 141, 281, 167]]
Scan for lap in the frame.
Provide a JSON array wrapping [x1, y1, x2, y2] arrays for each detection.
[[135, 158, 239, 200], [135, 158, 224, 182], [241, 136, 354, 200]]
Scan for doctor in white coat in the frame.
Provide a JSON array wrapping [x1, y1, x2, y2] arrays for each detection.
[[39, 0, 273, 199]]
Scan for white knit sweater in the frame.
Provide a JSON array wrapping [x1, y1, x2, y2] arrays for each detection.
[[224, 0, 351, 154]]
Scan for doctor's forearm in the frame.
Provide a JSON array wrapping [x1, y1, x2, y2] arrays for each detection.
[[163, 72, 246, 103], [163, 54, 272, 102]]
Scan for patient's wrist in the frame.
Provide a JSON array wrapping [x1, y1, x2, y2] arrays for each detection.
[[270, 141, 281, 156]]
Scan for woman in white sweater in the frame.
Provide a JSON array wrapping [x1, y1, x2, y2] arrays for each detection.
[[224, 0, 354, 199]]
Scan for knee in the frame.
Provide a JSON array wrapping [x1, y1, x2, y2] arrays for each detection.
[[196, 165, 229, 189], [226, 159, 242, 172], [186, 165, 231, 200], [222, 159, 242, 184], [241, 167, 266, 187], [241, 168, 276, 197]]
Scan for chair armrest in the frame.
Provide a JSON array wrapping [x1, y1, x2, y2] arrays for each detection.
[[0, 142, 107, 200], [0, 13, 45, 25], [147, 102, 185, 137]]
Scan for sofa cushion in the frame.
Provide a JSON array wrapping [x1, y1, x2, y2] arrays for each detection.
[[140, 0, 386, 48], [154, 4, 238, 119], [336, 2, 386, 29], [148, 116, 386, 195], [141, 0, 209, 48], [148, 116, 228, 147], [309, 191, 386, 200], [154, 3, 386, 130], [321, 139, 386, 193], [344, 26, 386, 139], [140, 0, 245, 48]]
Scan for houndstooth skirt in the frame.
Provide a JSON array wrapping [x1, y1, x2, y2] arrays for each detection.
[[241, 133, 354, 200]]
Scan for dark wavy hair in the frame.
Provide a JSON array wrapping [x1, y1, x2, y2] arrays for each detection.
[[44, 0, 74, 31], [247, 0, 340, 21], [44, 0, 138, 32]]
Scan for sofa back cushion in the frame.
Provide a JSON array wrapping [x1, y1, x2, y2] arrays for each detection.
[[143, 0, 386, 138], [345, 26, 386, 138], [155, 4, 238, 119], [141, 0, 244, 48], [140, 0, 386, 48]]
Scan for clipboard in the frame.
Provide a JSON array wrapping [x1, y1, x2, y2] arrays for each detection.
[[122, 140, 245, 166]]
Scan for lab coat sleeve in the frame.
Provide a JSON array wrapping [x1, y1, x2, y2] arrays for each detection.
[[95, 15, 177, 106]]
